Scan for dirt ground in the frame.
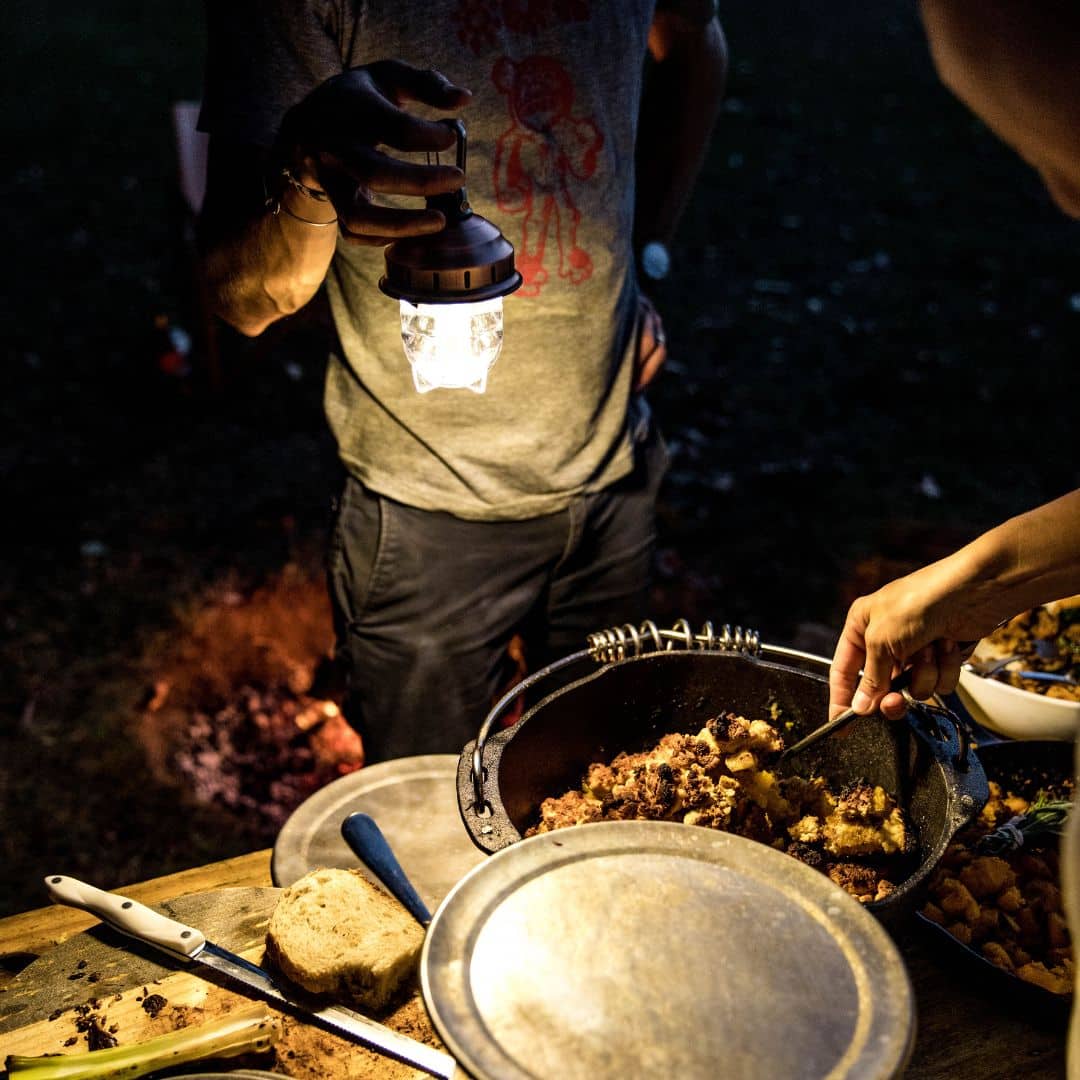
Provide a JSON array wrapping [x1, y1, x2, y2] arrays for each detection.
[[3, 1, 1079, 922]]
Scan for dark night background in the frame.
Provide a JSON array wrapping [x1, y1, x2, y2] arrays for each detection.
[[2, 1, 1078, 920]]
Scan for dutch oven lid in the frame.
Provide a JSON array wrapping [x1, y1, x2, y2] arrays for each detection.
[[421, 820, 914, 1080]]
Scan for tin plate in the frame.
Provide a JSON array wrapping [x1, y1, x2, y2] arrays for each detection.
[[271, 754, 486, 910], [422, 820, 914, 1080]]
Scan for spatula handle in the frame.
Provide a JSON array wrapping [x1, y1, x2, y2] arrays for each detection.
[[341, 813, 432, 927]]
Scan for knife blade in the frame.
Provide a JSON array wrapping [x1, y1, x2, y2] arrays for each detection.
[[44, 875, 457, 1079]]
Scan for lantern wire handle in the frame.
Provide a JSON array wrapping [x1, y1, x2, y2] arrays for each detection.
[[440, 118, 467, 175], [426, 121, 467, 172]]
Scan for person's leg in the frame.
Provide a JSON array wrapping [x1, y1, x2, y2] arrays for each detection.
[[540, 422, 670, 666], [328, 475, 569, 762]]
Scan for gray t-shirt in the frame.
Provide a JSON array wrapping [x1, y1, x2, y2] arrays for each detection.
[[202, 1, 691, 520]]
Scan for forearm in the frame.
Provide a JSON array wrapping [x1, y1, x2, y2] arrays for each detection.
[[871, 488, 1080, 648], [635, 15, 728, 247], [951, 489, 1080, 624], [197, 148, 338, 338], [202, 203, 337, 337]]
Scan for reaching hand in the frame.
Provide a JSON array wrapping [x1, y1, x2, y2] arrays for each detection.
[[830, 604, 969, 723], [828, 559, 998, 722], [829, 490, 1080, 722], [278, 60, 472, 245]]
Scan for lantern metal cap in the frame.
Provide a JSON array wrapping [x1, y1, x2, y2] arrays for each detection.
[[379, 121, 522, 305]]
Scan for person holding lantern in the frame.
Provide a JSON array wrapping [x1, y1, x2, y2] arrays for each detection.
[[196, 3, 728, 762], [827, 2, 1080, 1064]]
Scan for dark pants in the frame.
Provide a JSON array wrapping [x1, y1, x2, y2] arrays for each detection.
[[327, 425, 669, 763]]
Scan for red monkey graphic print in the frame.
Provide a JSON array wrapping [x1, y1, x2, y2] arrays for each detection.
[[492, 56, 603, 297]]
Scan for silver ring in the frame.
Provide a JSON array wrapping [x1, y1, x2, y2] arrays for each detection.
[[655, 328, 667, 348]]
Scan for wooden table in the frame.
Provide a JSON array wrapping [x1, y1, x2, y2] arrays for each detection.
[[0, 850, 1068, 1078]]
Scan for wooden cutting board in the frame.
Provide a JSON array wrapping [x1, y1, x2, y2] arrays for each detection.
[[0, 888, 445, 1079]]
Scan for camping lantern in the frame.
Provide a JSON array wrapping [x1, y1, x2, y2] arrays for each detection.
[[379, 119, 522, 394]]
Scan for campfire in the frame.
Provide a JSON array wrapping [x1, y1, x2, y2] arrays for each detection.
[[137, 566, 363, 842]]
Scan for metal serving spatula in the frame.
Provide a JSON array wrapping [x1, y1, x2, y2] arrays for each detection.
[[781, 635, 986, 764], [779, 668, 914, 763]]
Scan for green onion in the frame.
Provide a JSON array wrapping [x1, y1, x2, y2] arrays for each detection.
[[5, 1002, 279, 1080], [977, 794, 1073, 855]]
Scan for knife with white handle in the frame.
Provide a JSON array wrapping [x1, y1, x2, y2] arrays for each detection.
[[45, 875, 458, 1079]]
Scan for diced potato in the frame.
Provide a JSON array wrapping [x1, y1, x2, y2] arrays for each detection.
[[959, 856, 1015, 899], [948, 921, 973, 946], [972, 906, 1000, 940], [1016, 907, 1043, 945], [981, 941, 1015, 971], [1016, 961, 1072, 995], [922, 902, 946, 926], [724, 749, 757, 772], [938, 878, 980, 924], [1024, 878, 1062, 913], [996, 886, 1023, 913], [1007, 945, 1032, 968]]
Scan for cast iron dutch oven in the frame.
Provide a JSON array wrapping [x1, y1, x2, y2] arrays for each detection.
[[457, 621, 990, 921]]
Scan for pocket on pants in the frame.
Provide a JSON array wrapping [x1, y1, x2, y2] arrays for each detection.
[[328, 476, 389, 632]]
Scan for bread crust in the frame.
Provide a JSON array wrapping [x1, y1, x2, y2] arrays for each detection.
[[266, 867, 424, 1011]]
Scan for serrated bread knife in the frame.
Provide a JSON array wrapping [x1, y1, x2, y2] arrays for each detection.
[[44, 875, 458, 1079]]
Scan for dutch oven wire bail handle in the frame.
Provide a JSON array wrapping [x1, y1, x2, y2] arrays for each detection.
[[469, 618, 825, 814]]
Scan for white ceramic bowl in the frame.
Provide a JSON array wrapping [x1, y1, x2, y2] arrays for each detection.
[[956, 665, 1080, 741]]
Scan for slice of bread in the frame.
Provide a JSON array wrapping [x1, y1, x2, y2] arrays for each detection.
[[265, 867, 424, 1012]]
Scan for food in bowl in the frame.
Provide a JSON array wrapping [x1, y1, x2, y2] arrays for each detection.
[[921, 776, 1075, 995], [978, 595, 1080, 701], [956, 595, 1080, 740], [526, 711, 914, 903]]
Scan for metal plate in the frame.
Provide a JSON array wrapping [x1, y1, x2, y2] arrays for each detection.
[[272, 754, 486, 910], [422, 820, 914, 1080]]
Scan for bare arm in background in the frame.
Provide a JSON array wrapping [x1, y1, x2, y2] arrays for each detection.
[[829, 489, 1080, 720], [636, 10, 728, 252], [632, 9, 728, 391], [196, 62, 471, 337], [919, 0, 1080, 217]]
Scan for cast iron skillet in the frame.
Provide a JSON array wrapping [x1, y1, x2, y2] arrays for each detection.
[[914, 733, 1074, 1011], [457, 625, 989, 923]]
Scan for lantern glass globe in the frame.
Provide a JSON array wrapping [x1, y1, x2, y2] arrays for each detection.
[[400, 297, 505, 394]]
